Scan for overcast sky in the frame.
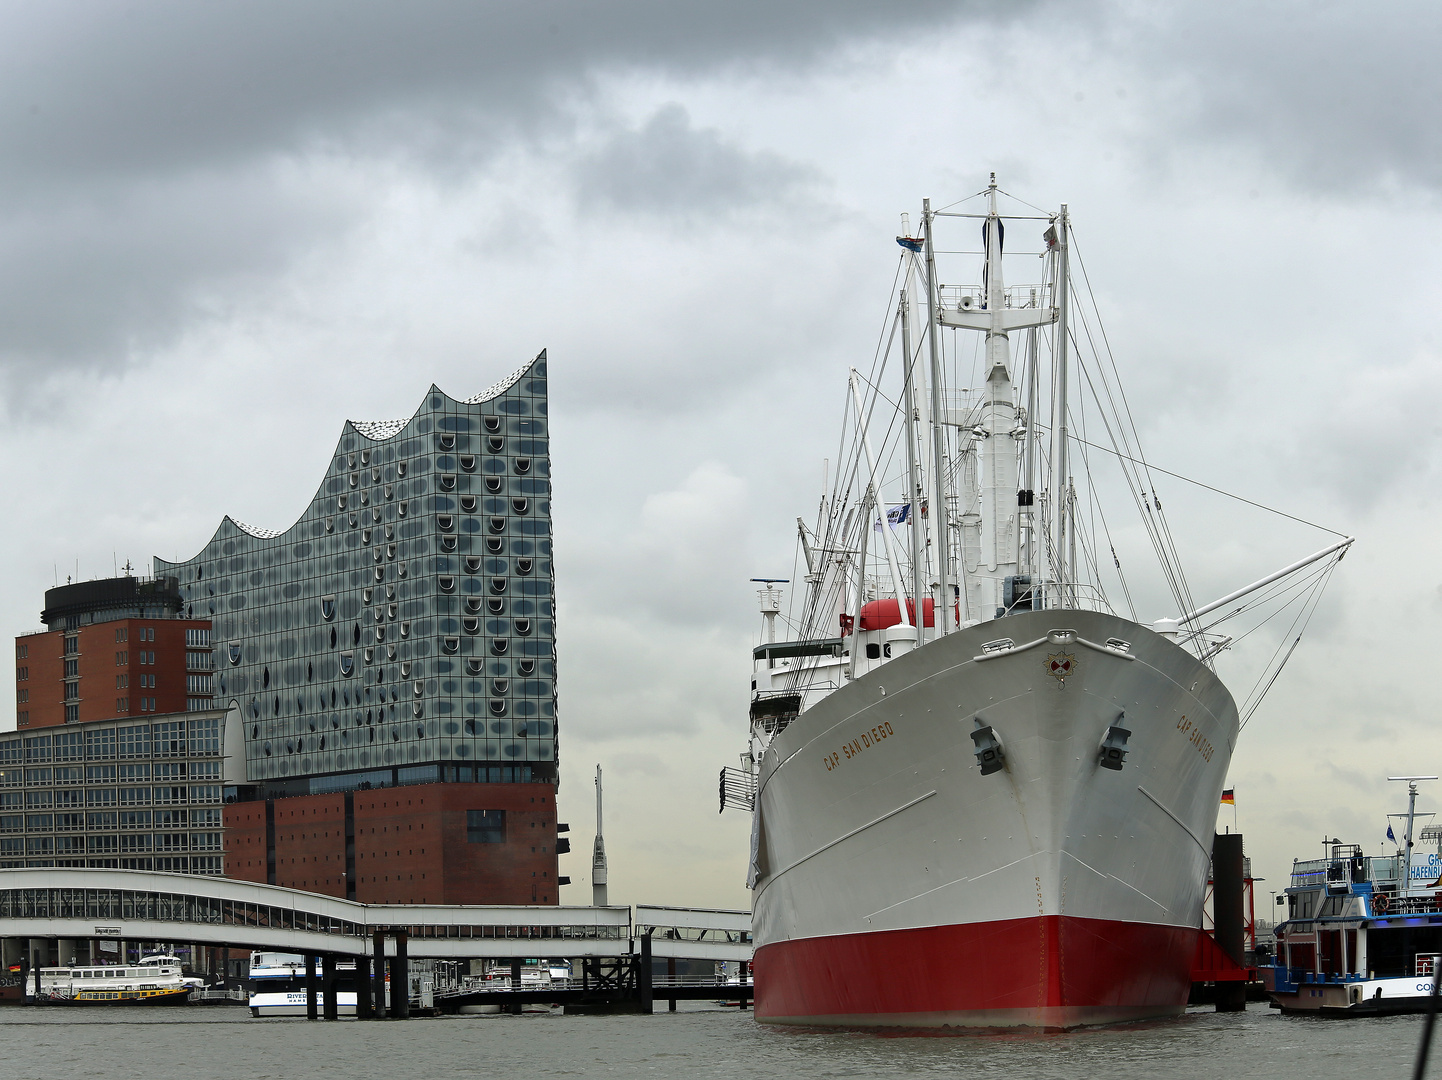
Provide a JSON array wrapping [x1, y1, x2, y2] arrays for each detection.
[[2, 0, 1438, 910]]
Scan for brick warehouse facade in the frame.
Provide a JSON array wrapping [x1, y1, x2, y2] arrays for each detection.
[[9, 353, 570, 905]]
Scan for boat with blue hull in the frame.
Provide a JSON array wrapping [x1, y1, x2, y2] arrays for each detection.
[[1264, 777, 1442, 1015]]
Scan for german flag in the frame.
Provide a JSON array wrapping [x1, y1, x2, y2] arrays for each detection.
[[1220, 789, 1235, 805]]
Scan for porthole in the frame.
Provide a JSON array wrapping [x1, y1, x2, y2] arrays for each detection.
[[488, 517, 506, 534], [465, 556, 483, 574], [486, 537, 504, 555], [440, 474, 457, 491], [516, 558, 533, 575], [484, 416, 502, 433], [514, 458, 531, 475], [484, 477, 503, 494], [460, 495, 477, 513], [459, 455, 476, 472]]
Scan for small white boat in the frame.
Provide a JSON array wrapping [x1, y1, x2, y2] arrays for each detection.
[[248, 951, 358, 1017]]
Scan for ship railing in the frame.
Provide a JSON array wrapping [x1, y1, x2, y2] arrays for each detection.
[[1381, 894, 1442, 916], [936, 283, 1054, 311], [1030, 582, 1116, 615]]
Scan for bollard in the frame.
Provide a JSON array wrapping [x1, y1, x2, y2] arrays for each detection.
[[1213, 832, 1247, 1013], [304, 953, 319, 1020], [372, 930, 388, 1017], [389, 932, 409, 1019], [356, 956, 373, 1019], [322, 954, 338, 1020], [638, 933, 653, 1015]]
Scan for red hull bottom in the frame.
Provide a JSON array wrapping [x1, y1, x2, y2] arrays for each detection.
[[753, 915, 1199, 1028]]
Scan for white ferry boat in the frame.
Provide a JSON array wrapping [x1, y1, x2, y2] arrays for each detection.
[[1264, 777, 1442, 1015], [248, 951, 359, 1016], [34, 955, 193, 1005]]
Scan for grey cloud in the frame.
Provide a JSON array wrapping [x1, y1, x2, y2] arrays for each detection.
[[0, 0, 992, 379], [1100, 2, 1442, 194], [574, 104, 818, 219]]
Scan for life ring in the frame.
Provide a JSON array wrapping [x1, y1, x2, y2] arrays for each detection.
[[1374, 892, 1390, 915]]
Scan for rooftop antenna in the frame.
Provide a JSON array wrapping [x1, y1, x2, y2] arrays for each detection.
[[592, 764, 608, 907], [1390, 775, 1438, 896], [751, 579, 788, 644]]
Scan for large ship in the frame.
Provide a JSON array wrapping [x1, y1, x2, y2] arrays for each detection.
[[730, 178, 1352, 1028]]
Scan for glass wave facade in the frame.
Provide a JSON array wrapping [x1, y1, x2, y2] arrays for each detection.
[[153, 353, 557, 786]]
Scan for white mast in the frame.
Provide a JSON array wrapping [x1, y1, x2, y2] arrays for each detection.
[[1049, 204, 1073, 608], [592, 764, 608, 907], [849, 371, 916, 653], [1020, 325, 1039, 587], [936, 175, 1059, 621], [899, 286, 926, 642], [978, 176, 1021, 616], [921, 199, 952, 633], [1390, 775, 1437, 898]]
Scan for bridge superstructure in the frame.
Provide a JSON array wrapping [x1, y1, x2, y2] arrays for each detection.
[[0, 867, 751, 961]]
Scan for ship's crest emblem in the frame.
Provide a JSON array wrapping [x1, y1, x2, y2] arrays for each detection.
[[1046, 652, 1076, 681]]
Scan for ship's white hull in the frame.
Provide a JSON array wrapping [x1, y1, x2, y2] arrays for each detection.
[[751, 609, 1238, 1027]]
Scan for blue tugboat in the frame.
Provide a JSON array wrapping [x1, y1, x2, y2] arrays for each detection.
[[1264, 776, 1442, 1015]]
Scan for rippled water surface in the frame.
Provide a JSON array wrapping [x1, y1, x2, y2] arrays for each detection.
[[0, 1002, 1429, 1079]]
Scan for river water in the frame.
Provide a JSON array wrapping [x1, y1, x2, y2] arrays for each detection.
[[0, 1002, 1430, 1079]]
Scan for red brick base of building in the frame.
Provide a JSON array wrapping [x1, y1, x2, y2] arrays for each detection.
[[224, 782, 561, 905]]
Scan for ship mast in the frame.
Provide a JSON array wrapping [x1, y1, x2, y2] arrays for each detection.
[[921, 199, 952, 634], [978, 176, 1021, 616], [849, 371, 915, 652], [1049, 204, 1073, 608], [1391, 775, 1438, 898]]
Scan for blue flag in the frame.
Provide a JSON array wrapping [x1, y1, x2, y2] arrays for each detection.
[[1388, 823, 1397, 843]]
